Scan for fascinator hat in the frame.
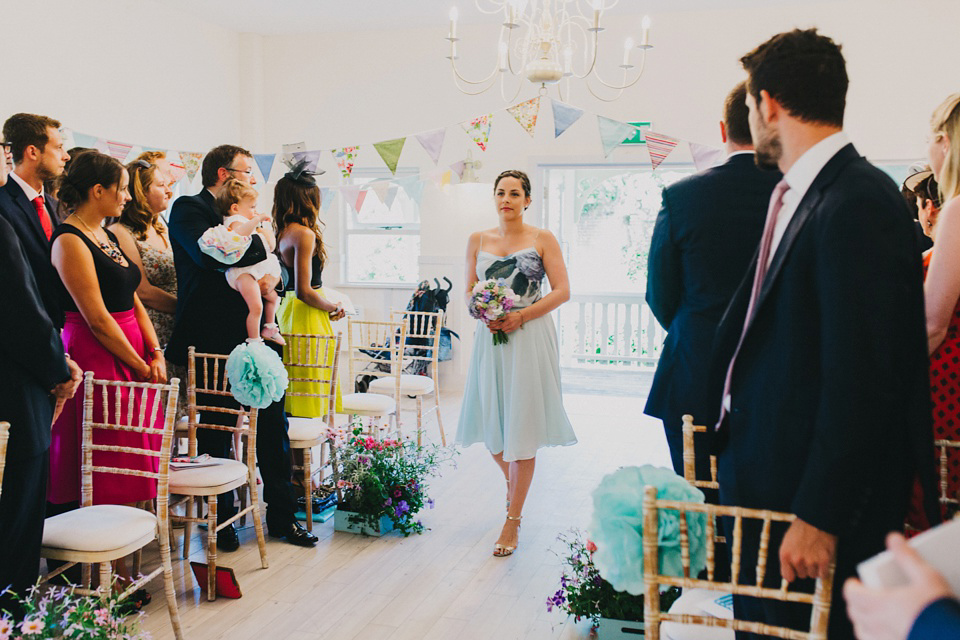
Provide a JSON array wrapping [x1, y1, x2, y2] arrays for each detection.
[[283, 155, 325, 186]]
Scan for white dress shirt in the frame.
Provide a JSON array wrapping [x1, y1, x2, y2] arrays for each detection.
[[10, 169, 44, 202]]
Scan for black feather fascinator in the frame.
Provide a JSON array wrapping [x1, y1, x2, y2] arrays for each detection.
[[284, 156, 324, 186]]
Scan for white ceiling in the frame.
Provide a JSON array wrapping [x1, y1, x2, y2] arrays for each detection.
[[153, 0, 826, 36]]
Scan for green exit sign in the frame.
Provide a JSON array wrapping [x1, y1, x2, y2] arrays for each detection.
[[622, 121, 652, 145]]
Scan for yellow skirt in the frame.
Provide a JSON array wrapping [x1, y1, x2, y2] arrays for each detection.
[[278, 290, 343, 418]]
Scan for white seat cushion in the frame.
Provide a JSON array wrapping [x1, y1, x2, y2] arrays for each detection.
[[287, 416, 324, 442], [169, 458, 248, 491], [42, 505, 156, 552], [662, 588, 734, 640], [368, 374, 434, 395], [340, 392, 395, 415]]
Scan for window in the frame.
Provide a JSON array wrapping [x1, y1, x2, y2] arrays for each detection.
[[342, 168, 421, 285]]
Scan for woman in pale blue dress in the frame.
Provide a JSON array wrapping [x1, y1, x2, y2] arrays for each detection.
[[456, 170, 577, 557]]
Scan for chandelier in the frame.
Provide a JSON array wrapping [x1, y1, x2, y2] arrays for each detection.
[[445, 0, 652, 102]]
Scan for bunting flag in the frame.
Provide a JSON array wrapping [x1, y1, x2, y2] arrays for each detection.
[[597, 116, 638, 158], [370, 180, 391, 205], [689, 142, 725, 171], [282, 141, 305, 164], [70, 132, 99, 150], [450, 160, 467, 179], [461, 114, 492, 152], [551, 100, 584, 138], [292, 150, 323, 174], [383, 185, 399, 210], [373, 137, 406, 175], [105, 140, 133, 161], [355, 188, 368, 212], [254, 153, 276, 182], [415, 128, 446, 165], [167, 153, 186, 184], [644, 130, 681, 169], [396, 175, 424, 205], [340, 185, 368, 213], [507, 97, 541, 137], [332, 146, 359, 179], [320, 187, 335, 215], [180, 151, 205, 183]]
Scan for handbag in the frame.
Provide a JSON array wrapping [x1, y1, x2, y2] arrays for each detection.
[[439, 327, 459, 361]]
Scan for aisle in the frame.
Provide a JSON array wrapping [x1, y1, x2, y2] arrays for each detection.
[[139, 389, 671, 640]]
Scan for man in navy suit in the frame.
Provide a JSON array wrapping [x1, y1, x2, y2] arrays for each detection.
[[0, 136, 81, 618], [167, 145, 316, 549], [0, 113, 70, 328], [644, 82, 781, 477], [709, 29, 937, 638]]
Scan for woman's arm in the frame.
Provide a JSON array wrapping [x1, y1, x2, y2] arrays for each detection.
[[925, 199, 960, 354], [489, 230, 570, 335], [52, 234, 151, 379], [287, 227, 339, 313], [108, 223, 177, 314], [133, 293, 166, 383], [464, 231, 481, 306]]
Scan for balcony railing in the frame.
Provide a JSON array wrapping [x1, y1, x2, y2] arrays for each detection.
[[557, 293, 665, 369]]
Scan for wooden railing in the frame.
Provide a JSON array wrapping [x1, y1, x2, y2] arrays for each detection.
[[557, 293, 665, 369]]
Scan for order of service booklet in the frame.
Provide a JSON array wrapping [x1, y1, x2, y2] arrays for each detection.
[[857, 516, 960, 594]]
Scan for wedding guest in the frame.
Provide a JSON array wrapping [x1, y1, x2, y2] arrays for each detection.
[[843, 533, 959, 640], [902, 168, 937, 253], [108, 152, 177, 348], [274, 160, 345, 420], [49, 151, 166, 605], [709, 29, 936, 639], [0, 132, 81, 620], [645, 81, 781, 478], [167, 144, 316, 549], [455, 169, 577, 558], [0, 113, 70, 328]]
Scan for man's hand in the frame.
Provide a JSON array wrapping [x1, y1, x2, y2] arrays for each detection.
[[843, 532, 953, 640], [779, 518, 837, 582], [51, 356, 83, 400]]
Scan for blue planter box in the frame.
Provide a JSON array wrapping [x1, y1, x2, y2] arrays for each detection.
[[596, 617, 644, 638], [333, 509, 394, 536]]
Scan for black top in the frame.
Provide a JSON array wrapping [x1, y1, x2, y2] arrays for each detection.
[[51, 225, 141, 313], [284, 253, 323, 291]]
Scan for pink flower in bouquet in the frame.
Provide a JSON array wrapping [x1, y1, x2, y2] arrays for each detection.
[[586, 540, 597, 553], [468, 278, 521, 345]]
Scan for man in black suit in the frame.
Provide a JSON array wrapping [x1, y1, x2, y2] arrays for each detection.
[[644, 82, 781, 477], [167, 145, 316, 548], [0, 142, 81, 617], [0, 114, 70, 328], [709, 29, 938, 639]]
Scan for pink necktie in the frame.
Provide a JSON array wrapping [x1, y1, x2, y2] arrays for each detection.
[[33, 195, 52, 241], [717, 179, 790, 429]]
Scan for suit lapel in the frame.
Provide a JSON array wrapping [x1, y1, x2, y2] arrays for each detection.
[[5, 179, 48, 243]]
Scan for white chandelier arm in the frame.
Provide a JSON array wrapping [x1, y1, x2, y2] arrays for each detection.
[[452, 70, 502, 95], [475, 0, 504, 15], [584, 80, 625, 103], [590, 50, 647, 90], [500, 71, 526, 102], [568, 29, 600, 79]]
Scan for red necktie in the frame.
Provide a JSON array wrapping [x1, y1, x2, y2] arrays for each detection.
[[717, 179, 790, 429], [33, 195, 52, 241]]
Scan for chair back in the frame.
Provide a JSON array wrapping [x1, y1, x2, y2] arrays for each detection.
[[281, 332, 342, 425], [0, 421, 9, 501], [186, 347, 259, 467], [935, 438, 960, 515], [80, 372, 180, 511], [346, 318, 405, 396], [390, 310, 443, 380], [682, 414, 718, 490], [641, 485, 835, 640]]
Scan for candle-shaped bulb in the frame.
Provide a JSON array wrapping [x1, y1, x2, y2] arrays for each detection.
[[640, 15, 651, 46], [450, 6, 459, 21], [449, 6, 459, 39], [642, 15, 651, 29], [622, 37, 633, 65]]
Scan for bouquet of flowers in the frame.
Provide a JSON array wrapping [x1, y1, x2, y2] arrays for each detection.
[[546, 529, 681, 626], [1, 581, 149, 639], [468, 278, 521, 346], [333, 424, 453, 536]]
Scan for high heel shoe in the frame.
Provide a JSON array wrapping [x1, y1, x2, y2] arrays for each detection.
[[493, 515, 522, 557]]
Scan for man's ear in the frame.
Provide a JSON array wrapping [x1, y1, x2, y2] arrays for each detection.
[[719, 120, 728, 145], [758, 89, 779, 124]]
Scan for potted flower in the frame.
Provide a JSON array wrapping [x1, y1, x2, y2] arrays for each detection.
[[329, 424, 449, 537], [546, 529, 681, 637], [1, 581, 149, 639]]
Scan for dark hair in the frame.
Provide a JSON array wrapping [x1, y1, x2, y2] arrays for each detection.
[[2, 113, 61, 164], [494, 170, 531, 198], [52, 147, 92, 221], [273, 175, 328, 268], [916, 174, 942, 210], [201, 144, 251, 188], [723, 82, 752, 146], [57, 151, 125, 211], [120, 153, 167, 240], [740, 28, 848, 127]]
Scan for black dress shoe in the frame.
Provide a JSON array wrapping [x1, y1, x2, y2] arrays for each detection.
[[297, 493, 338, 512], [269, 521, 318, 547], [216, 524, 240, 552]]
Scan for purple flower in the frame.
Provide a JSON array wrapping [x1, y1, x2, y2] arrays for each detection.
[[384, 498, 392, 506], [427, 498, 435, 509], [516, 252, 545, 282]]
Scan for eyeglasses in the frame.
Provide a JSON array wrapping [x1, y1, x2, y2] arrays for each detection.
[[1, 141, 10, 153], [225, 167, 253, 176]]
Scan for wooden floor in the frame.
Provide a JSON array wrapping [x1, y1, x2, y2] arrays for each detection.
[[138, 387, 671, 640]]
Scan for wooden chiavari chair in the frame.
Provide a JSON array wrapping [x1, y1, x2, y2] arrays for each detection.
[[39, 373, 183, 639], [168, 347, 268, 601], [642, 485, 835, 640], [682, 414, 718, 491], [281, 332, 342, 531], [339, 318, 404, 440], [0, 421, 9, 501]]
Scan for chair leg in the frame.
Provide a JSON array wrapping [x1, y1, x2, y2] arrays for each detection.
[[303, 447, 313, 532], [182, 497, 194, 560], [132, 548, 142, 578], [82, 562, 92, 591], [207, 497, 217, 601], [249, 468, 269, 570], [157, 518, 184, 640], [416, 395, 423, 447], [98, 562, 112, 603], [433, 384, 446, 446]]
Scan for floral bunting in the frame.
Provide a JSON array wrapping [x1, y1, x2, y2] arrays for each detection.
[[373, 137, 406, 175], [644, 130, 680, 169], [167, 153, 186, 183], [507, 97, 541, 137], [179, 151, 205, 183], [597, 116, 638, 158], [415, 128, 446, 165], [332, 146, 359, 179], [461, 114, 493, 152]]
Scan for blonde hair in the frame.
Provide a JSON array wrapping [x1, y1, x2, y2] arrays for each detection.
[[931, 93, 960, 202], [215, 178, 258, 217]]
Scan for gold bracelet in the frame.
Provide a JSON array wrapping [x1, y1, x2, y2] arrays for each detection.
[[518, 310, 525, 328]]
